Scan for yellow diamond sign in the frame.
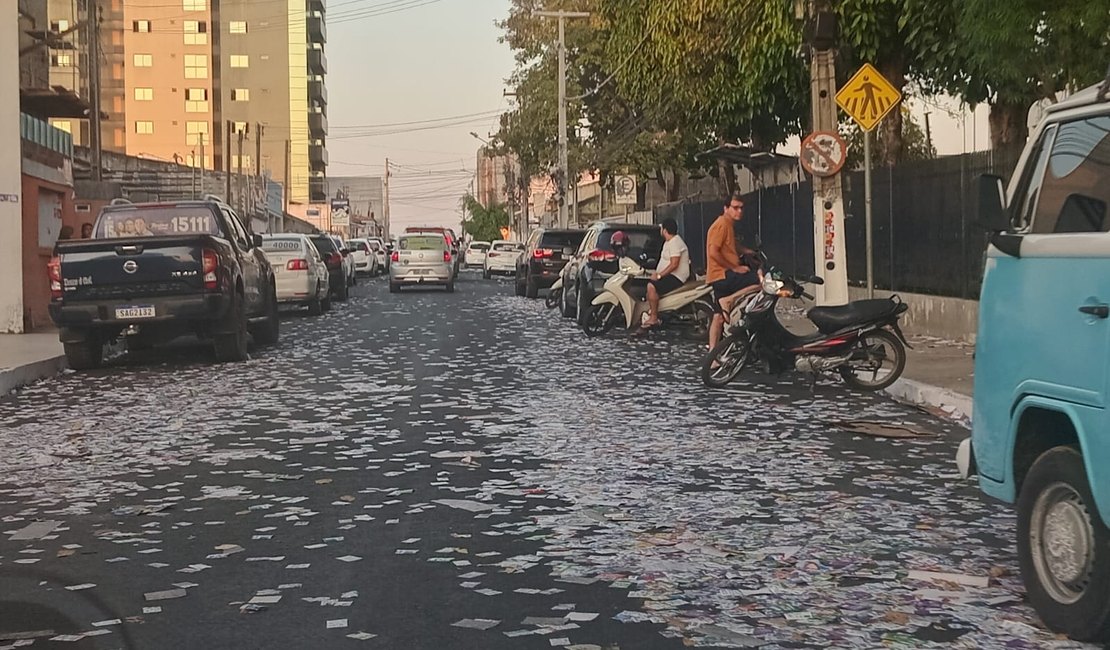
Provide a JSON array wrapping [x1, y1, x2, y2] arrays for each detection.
[[836, 63, 902, 132]]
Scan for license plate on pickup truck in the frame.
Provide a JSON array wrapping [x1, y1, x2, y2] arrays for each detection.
[[115, 305, 156, 319]]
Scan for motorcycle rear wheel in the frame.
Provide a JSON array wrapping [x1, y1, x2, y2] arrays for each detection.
[[701, 333, 751, 388], [582, 303, 620, 338], [839, 329, 906, 391]]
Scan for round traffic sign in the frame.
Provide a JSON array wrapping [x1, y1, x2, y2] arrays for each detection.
[[800, 131, 848, 178]]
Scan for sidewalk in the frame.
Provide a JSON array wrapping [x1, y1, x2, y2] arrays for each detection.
[[780, 311, 974, 424], [0, 332, 66, 396]]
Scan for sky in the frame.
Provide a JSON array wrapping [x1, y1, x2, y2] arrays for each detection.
[[325, 0, 1000, 233], [326, 0, 516, 231]]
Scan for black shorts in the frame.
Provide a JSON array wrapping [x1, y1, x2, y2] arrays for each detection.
[[649, 274, 683, 296], [710, 270, 759, 313]]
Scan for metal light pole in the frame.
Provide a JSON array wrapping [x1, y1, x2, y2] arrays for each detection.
[[534, 10, 589, 229]]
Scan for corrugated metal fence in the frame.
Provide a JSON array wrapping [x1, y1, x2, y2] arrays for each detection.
[[656, 146, 1024, 299]]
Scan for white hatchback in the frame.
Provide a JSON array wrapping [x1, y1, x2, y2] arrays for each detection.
[[465, 241, 490, 268], [484, 240, 523, 278], [261, 234, 331, 314]]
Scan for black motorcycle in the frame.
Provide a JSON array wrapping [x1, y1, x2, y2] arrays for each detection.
[[702, 266, 911, 391]]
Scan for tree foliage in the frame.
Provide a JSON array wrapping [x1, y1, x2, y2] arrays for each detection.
[[840, 106, 935, 169], [460, 195, 510, 243]]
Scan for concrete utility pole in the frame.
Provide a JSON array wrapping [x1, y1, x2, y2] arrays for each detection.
[[225, 120, 233, 203], [534, 10, 589, 229], [1, 3, 24, 332], [87, 0, 103, 182], [236, 127, 245, 215], [802, 0, 849, 305], [383, 158, 391, 238]]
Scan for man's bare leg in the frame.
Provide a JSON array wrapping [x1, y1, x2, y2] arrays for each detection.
[[645, 284, 661, 327]]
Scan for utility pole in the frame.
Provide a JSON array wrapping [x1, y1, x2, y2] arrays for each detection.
[[534, 10, 589, 229], [283, 139, 291, 208], [236, 127, 245, 215], [225, 120, 233, 203], [801, 0, 848, 305], [198, 133, 205, 193], [87, 0, 103, 182], [255, 123, 263, 177], [384, 158, 391, 238]]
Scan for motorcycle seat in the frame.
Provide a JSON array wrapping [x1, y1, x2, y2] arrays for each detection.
[[807, 299, 900, 334]]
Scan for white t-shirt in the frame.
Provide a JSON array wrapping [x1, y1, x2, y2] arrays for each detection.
[[659, 234, 691, 282]]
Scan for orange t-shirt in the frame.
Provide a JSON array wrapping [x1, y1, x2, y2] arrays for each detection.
[[706, 215, 740, 283]]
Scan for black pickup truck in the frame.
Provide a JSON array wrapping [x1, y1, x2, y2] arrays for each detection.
[[48, 197, 279, 369]]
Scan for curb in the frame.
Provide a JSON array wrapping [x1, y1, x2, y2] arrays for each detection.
[[0, 354, 68, 396], [885, 378, 972, 427]]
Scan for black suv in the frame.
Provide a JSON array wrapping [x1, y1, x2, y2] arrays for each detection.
[[559, 222, 664, 322], [515, 228, 586, 299]]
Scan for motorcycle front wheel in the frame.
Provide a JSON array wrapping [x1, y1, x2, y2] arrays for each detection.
[[839, 328, 906, 391], [582, 303, 620, 338], [701, 333, 751, 388]]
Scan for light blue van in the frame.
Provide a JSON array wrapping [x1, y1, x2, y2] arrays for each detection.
[[960, 78, 1110, 642]]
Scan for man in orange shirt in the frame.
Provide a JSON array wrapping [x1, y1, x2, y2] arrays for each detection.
[[707, 192, 759, 350]]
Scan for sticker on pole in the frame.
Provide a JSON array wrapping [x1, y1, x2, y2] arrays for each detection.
[[800, 131, 847, 178], [836, 63, 902, 132]]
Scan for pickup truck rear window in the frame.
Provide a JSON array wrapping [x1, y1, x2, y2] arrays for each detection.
[[96, 207, 220, 238]]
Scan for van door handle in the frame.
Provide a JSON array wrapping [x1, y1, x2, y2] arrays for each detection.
[[1079, 304, 1109, 318]]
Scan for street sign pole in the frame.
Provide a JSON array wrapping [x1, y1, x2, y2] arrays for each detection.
[[864, 130, 874, 299]]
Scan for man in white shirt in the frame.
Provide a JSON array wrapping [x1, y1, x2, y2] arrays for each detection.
[[643, 217, 690, 329]]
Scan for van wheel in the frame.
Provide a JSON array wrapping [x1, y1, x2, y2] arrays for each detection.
[[64, 337, 103, 370], [214, 291, 249, 362], [1018, 446, 1110, 641]]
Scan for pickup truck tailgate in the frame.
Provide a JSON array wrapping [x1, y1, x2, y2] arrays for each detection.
[[60, 237, 207, 300]]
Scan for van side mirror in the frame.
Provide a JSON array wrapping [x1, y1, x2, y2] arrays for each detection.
[[976, 174, 1008, 232], [252, 233, 264, 248]]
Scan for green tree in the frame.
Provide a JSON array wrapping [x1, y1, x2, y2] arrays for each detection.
[[840, 106, 935, 169], [460, 195, 510, 243], [953, 0, 1110, 148]]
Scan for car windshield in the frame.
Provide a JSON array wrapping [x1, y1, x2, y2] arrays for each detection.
[[539, 232, 586, 250], [598, 229, 663, 259], [261, 238, 303, 253], [401, 236, 444, 250], [95, 207, 220, 238], [492, 242, 522, 252]]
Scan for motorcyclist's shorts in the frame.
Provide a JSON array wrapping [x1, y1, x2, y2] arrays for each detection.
[[649, 274, 683, 296], [711, 269, 759, 313]]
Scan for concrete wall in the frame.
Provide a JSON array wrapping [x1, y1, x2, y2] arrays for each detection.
[[797, 288, 979, 343], [1, 11, 23, 332]]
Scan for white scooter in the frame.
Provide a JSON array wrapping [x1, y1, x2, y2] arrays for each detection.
[[581, 256, 715, 339]]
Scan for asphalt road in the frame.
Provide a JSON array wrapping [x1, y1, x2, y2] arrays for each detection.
[[0, 271, 1092, 650]]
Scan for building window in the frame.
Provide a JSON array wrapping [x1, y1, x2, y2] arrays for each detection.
[[184, 20, 207, 45], [133, 20, 151, 33], [50, 20, 70, 32], [186, 121, 209, 145], [183, 0, 205, 10], [134, 87, 153, 101], [185, 88, 209, 113], [233, 121, 248, 134], [230, 55, 249, 68], [51, 120, 72, 134], [133, 54, 153, 67], [232, 88, 250, 102], [187, 154, 211, 168], [51, 53, 74, 67], [184, 54, 208, 79], [135, 121, 154, 135], [229, 21, 247, 34]]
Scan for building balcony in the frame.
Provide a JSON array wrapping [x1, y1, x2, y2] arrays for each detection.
[[308, 48, 327, 75], [309, 111, 328, 137], [309, 177, 327, 203], [309, 144, 328, 169], [308, 14, 326, 44], [309, 79, 327, 106]]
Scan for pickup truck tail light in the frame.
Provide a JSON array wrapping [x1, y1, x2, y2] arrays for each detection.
[[202, 248, 219, 290], [588, 249, 617, 263], [443, 250, 452, 263], [47, 256, 62, 299], [286, 258, 309, 271]]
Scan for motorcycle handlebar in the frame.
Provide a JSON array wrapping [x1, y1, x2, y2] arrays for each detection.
[[801, 291, 815, 301], [806, 275, 825, 285]]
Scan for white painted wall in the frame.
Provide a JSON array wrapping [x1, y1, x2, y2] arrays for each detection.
[[1, 5, 25, 333]]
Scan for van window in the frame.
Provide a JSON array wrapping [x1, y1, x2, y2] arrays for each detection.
[[1029, 116, 1110, 234], [1012, 125, 1057, 231]]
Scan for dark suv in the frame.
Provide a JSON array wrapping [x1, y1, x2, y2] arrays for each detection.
[[559, 222, 664, 322], [515, 228, 586, 299]]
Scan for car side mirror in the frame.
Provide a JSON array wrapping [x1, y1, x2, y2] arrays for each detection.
[[252, 233, 264, 248], [976, 174, 1009, 232]]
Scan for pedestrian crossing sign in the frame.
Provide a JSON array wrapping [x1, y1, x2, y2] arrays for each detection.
[[836, 63, 901, 132]]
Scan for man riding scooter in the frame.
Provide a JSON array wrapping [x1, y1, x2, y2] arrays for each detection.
[[640, 218, 690, 333], [707, 192, 762, 351]]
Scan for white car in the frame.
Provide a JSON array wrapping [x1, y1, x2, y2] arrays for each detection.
[[332, 236, 357, 287], [484, 240, 523, 278], [465, 241, 490, 269], [367, 237, 389, 271], [347, 238, 380, 276], [261, 234, 331, 314]]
